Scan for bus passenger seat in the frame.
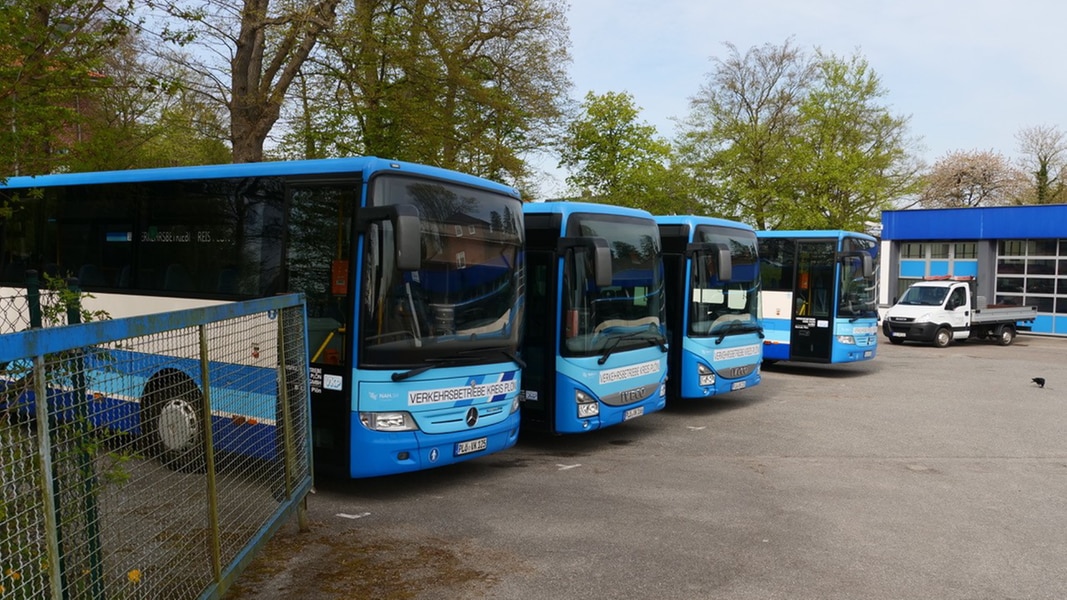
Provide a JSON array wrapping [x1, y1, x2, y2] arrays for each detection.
[[164, 264, 194, 291], [216, 267, 240, 294], [77, 264, 109, 287]]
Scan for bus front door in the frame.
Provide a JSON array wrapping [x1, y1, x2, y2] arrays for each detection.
[[789, 240, 835, 362]]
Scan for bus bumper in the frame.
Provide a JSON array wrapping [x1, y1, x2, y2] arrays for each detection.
[[346, 409, 521, 478]]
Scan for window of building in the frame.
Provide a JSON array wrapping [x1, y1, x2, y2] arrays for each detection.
[[995, 238, 1065, 314], [900, 243, 924, 258], [930, 243, 950, 259], [954, 243, 976, 259]]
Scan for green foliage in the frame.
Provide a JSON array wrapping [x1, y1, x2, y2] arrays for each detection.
[[558, 91, 697, 212], [0, 0, 138, 176], [277, 0, 570, 189], [676, 40, 920, 230]]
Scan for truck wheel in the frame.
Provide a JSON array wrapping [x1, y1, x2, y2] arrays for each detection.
[[934, 327, 952, 348], [995, 324, 1016, 346]]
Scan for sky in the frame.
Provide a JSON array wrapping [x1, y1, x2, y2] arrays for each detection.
[[537, 0, 1067, 196]]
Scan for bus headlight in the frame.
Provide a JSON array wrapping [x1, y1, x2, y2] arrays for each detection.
[[511, 396, 521, 414], [359, 411, 418, 432], [835, 335, 856, 345], [575, 390, 599, 418], [697, 363, 716, 387]]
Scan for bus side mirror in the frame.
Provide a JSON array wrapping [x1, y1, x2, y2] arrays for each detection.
[[715, 243, 732, 282], [559, 236, 613, 287], [356, 204, 422, 271], [861, 254, 873, 278], [685, 242, 732, 282]]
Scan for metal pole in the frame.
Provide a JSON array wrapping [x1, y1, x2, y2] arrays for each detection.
[[34, 355, 65, 600], [199, 325, 223, 583]]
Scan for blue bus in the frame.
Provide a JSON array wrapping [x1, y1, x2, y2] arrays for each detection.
[[656, 215, 762, 399], [0, 157, 525, 477], [756, 230, 879, 364], [521, 201, 668, 433]]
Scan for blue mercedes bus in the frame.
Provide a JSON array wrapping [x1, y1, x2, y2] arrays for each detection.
[[0, 157, 525, 477], [656, 215, 762, 399], [520, 201, 668, 433], [756, 230, 878, 364]]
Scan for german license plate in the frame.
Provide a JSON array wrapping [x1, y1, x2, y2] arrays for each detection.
[[892, 332, 906, 337], [731, 381, 746, 391], [623, 406, 644, 420], [455, 437, 488, 456]]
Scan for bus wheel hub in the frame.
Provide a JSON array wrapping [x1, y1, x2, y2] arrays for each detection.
[[158, 399, 199, 451]]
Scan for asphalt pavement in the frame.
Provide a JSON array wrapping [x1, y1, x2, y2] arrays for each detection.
[[225, 333, 1067, 600]]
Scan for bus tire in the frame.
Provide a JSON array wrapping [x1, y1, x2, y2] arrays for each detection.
[[933, 327, 952, 348], [143, 371, 205, 473], [995, 324, 1016, 346]]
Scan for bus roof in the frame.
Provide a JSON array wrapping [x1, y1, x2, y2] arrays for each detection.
[[755, 229, 876, 243], [523, 200, 654, 219], [653, 214, 755, 232], [0, 156, 519, 197]]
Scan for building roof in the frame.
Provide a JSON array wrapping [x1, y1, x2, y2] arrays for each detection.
[[881, 205, 1067, 240]]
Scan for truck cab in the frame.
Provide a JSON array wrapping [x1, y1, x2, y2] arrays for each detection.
[[882, 278, 1036, 347]]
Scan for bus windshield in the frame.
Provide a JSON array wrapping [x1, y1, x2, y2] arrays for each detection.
[[562, 214, 665, 357], [837, 239, 880, 319], [688, 225, 760, 337], [361, 175, 524, 364]]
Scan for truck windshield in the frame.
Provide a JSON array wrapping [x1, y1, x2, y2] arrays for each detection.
[[898, 286, 948, 306]]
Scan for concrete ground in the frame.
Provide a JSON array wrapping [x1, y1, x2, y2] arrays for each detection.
[[225, 334, 1067, 600]]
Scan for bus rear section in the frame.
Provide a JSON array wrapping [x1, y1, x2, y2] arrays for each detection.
[[656, 216, 762, 400], [521, 202, 668, 434], [756, 230, 879, 364]]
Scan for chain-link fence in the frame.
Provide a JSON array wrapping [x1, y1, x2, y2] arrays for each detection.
[[0, 285, 312, 600]]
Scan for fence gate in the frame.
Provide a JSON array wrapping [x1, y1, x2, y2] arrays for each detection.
[[0, 291, 312, 600]]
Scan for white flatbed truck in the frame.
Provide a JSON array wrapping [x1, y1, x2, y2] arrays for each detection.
[[882, 277, 1036, 347]]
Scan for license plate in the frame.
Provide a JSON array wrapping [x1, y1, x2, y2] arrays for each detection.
[[731, 381, 746, 391], [892, 332, 906, 337], [864, 351, 873, 358], [623, 406, 644, 420], [455, 437, 488, 456]]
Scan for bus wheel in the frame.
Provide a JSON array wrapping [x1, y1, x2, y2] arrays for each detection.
[[144, 372, 205, 473], [933, 327, 952, 348], [995, 324, 1016, 346]]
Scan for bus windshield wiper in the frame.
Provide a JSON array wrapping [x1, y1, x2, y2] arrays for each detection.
[[455, 347, 527, 369], [597, 330, 665, 365], [390, 357, 466, 382], [714, 322, 764, 345], [393, 348, 526, 382]]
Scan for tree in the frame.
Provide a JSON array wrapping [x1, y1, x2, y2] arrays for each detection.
[[1015, 124, 1067, 204], [676, 39, 815, 228], [918, 150, 1027, 208], [558, 90, 687, 211], [279, 0, 570, 191], [677, 40, 920, 230], [61, 33, 230, 171], [144, 0, 341, 163], [0, 0, 135, 176], [786, 51, 921, 230]]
